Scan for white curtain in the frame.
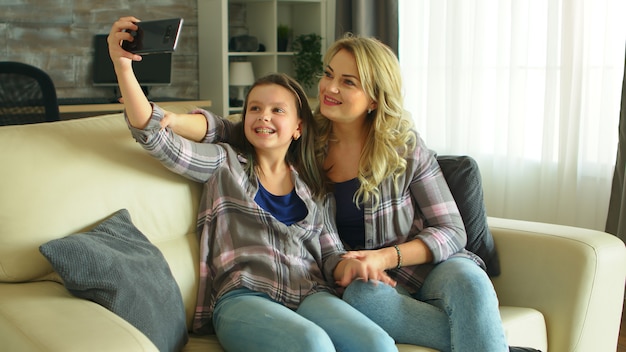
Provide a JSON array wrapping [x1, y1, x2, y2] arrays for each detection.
[[398, 0, 626, 231]]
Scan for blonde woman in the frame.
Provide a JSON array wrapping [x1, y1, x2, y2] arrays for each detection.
[[315, 34, 539, 352]]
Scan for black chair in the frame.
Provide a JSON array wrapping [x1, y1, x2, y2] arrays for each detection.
[[0, 61, 60, 126]]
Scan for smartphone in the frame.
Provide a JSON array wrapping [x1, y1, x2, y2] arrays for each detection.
[[122, 18, 183, 54]]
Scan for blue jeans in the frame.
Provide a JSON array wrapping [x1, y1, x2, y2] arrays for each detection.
[[213, 288, 397, 352], [342, 257, 508, 352]]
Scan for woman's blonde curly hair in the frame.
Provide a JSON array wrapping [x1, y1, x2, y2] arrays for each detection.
[[314, 34, 416, 209]]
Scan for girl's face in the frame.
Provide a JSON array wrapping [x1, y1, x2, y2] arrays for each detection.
[[318, 49, 374, 124], [243, 84, 302, 156]]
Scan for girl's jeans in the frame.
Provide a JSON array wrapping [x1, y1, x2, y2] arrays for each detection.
[[342, 257, 508, 352], [213, 288, 397, 352]]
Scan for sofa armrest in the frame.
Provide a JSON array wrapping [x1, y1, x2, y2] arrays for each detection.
[[0, 281, 158, 352], [488, 217, 626, 352]]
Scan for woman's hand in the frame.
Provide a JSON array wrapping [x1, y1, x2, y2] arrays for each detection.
[[344, 239, 434, 269], [334, 257, 396, 288], [342, 248, 396, 271]]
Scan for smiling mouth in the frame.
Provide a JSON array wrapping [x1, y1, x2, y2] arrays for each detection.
[[255, 127, 275, 134], [324, 95, 341, 105]]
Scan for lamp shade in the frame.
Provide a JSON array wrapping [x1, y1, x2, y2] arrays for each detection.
[[229, 62, 255, 86]]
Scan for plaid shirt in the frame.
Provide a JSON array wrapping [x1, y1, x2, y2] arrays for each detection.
[[356, 132, 486, 293], [127, 105, 345, 334], [194, 109, 486, 293]]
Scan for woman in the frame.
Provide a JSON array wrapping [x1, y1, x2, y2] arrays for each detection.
[[107, 17, 396, 352], [315, 34, 540, 352]]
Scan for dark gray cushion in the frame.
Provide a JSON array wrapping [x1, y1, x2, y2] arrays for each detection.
[[39, 209, 188, 351], [437, 155, 501, 277]]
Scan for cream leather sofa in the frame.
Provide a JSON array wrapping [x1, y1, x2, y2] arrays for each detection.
[[1, 106, 625, 352]]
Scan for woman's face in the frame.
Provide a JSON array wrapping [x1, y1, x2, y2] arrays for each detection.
[[243, 84, 302, 155], [318, 49, 373, 124]]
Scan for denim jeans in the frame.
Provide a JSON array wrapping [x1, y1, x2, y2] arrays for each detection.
[[342, 257, 508, 352], [213, 288, 397, 352]]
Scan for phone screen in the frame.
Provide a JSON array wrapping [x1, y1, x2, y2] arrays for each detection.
[[122, 18, 183, 54]]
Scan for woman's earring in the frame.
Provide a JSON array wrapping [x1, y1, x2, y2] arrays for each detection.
[[367, 108, 372, 114]]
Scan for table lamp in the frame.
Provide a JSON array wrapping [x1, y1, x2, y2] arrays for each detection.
[[229, 62, 255, 106]]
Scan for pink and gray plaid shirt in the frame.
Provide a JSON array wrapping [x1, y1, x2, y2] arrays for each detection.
[[127, 104, 345, 334]]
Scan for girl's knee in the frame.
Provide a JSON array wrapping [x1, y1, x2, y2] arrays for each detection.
[[291, 324, 335, 351], [354, 328, 397, 352]]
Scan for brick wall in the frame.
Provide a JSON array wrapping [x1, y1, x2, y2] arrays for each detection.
[[0, 0, 199, 100]]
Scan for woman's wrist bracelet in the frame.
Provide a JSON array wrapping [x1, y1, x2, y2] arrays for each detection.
[[393, 244, 402, 269]]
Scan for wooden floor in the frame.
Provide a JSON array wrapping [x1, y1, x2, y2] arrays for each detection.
[[619, 301, 626, 352]]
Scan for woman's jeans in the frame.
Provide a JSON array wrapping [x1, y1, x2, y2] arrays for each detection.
[[342, 257, 508, 352], [212, 288, 397, 352]]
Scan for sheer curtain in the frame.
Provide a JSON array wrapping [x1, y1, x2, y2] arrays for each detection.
[[398, 0, 626, 231]]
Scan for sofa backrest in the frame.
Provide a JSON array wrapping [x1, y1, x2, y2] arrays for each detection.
[[0, 113, 203, 323]]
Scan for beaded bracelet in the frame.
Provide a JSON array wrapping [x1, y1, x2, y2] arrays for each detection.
[[393, 244, 402, 269]]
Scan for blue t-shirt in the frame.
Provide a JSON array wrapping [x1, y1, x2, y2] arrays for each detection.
[[255, 182, 308, 226]]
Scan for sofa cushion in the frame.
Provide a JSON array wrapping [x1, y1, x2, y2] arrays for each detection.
[[437, 155, 500, 276], [39, 209, 188, 352]]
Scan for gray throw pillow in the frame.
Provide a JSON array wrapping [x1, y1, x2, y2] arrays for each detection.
[[437, 155, 501, 277], [39, 209, 188, 351]]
